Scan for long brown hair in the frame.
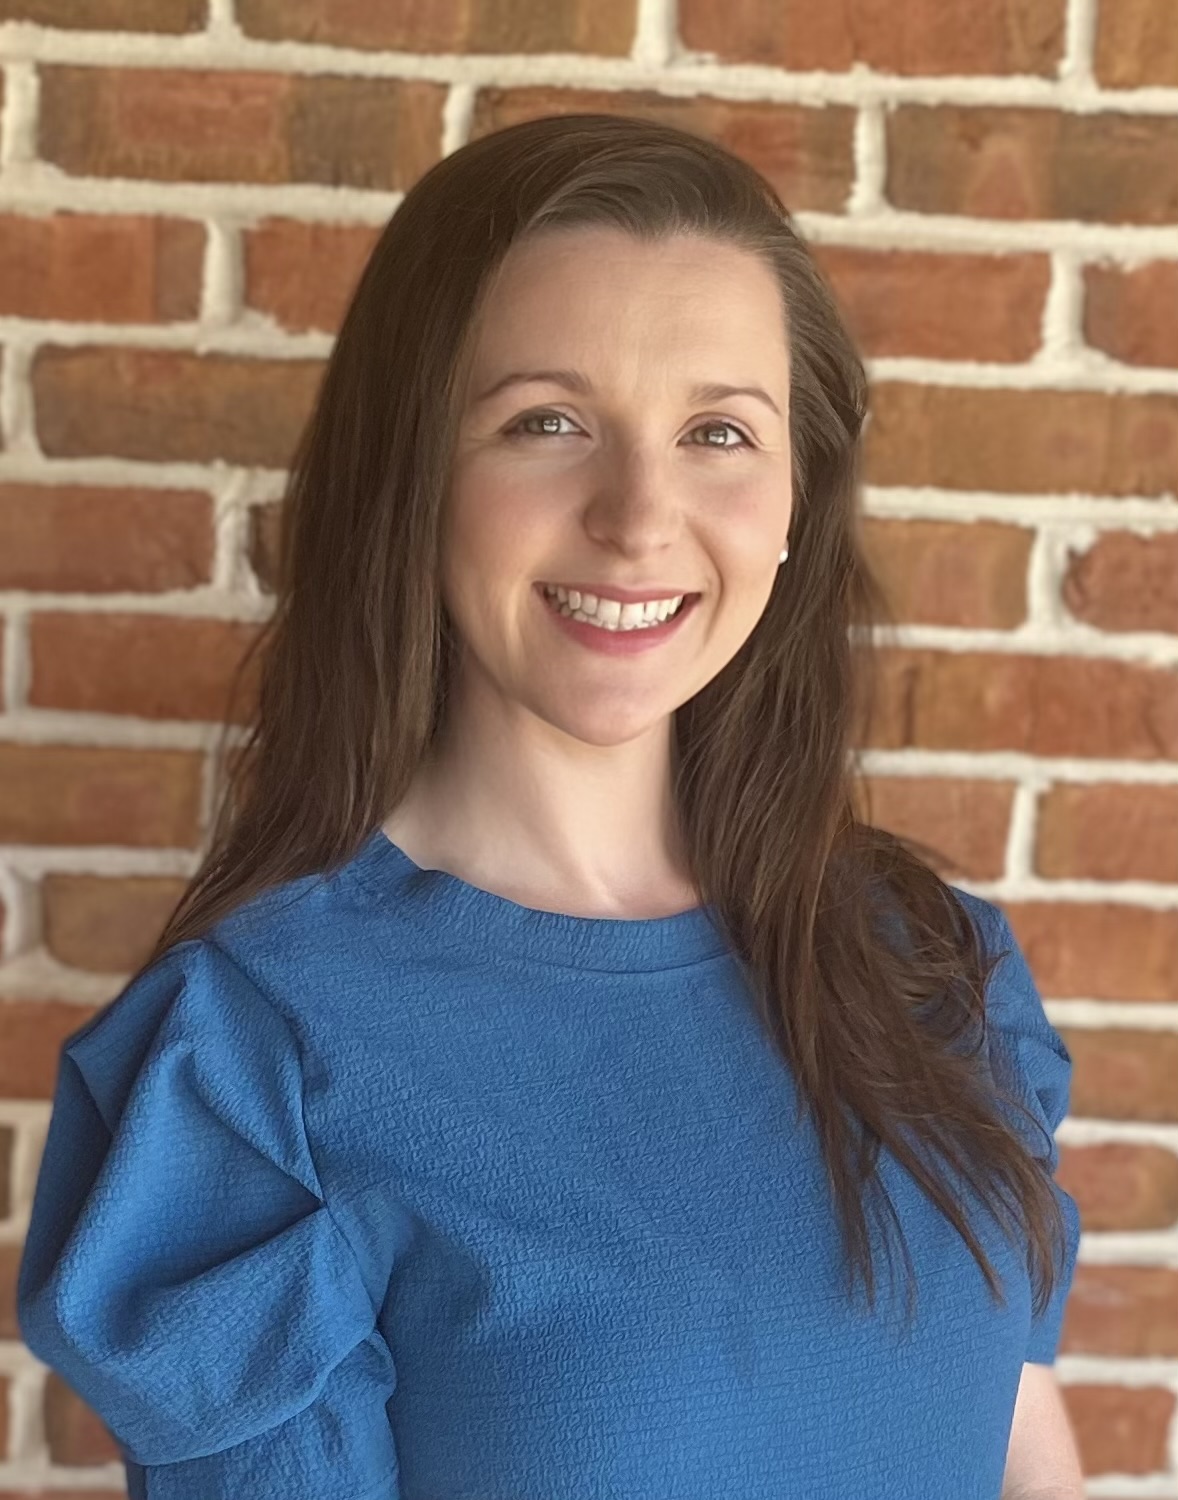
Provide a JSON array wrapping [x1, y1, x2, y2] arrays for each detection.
[[140, 112, 1068, 1331]]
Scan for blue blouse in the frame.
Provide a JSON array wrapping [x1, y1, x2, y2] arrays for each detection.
[[18, 827, 1081, 1499]]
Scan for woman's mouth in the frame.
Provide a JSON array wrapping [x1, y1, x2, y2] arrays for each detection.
[[535, 583, 701, 654]]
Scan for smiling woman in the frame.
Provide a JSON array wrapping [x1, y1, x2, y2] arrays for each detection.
[[18, 113, 1081, 1500], [426, 223, 794, 745]]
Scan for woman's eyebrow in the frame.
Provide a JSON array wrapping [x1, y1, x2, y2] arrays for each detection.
[[471, 368, 782, 418]]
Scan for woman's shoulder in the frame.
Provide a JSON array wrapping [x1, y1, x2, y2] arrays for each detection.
[[71, 841, 393, 1052], [18, 924, 399, 1482]]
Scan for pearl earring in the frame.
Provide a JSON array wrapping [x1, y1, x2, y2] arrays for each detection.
[[778, 546, 789, 564]]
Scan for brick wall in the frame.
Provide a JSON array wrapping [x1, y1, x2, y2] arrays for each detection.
[[0, 0, 1176, 1493]]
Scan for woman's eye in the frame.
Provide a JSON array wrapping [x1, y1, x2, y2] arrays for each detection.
[[505, 410, 752, 453], [506, 411, 579, 440], [689, 420, 752, 453]]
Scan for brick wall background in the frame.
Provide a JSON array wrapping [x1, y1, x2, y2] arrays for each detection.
[[0, 0, 1176, 1494]]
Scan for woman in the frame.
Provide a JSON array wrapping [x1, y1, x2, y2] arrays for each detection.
[[18, 114, 1083, 1499]]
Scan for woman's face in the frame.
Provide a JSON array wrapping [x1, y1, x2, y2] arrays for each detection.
[[439, 225, 794, 751]]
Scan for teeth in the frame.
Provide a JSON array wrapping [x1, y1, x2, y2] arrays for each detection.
[[541, 585, 686, 631]]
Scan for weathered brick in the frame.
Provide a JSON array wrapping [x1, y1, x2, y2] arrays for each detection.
[[1059, 1142, 1178, 1230], [248, 500, 283, 593], [0, 1492, 128, 1499], [0, 212, 203, 322], [238, 0, 637, 55], [45, 1371, 122, 1466], [866, 648, 1178, 763], [29, 612, 264, 723], [1062, 529, 1178, 635], [1038, 784, 1178, 883], [860, 516, 1033, 627], [1064, 1265, 1178, 1356], [44, 871, 191, 973], [243, 219, 381, 334], [0, 1001, 99, 1100], [813, 246, 1050, 360], [1003, 901, 1178, 1002], [853, 774, 1014, 880], [0, 0, 204, 26], [864, 383, 1178, 497], [39, 66, 445, 189], [0, 483, 214, 592], [0, 1127, 11, 1219], [469, 88, 857, 214], [0, 1244, 20, 1339], [1083, 260, 1178, 369], [0, 1491, 127, 1499], [1065, 1384, 1175, 1475], [680, 0, 1065, 76], [0, 1491, 128, 1499], [1064, 1028, 1178, 1123], [1095, 0, 1178, 87], [886, 106, 1178, 225], [32, 347, 324, 467], [0, 743, 203, 846]]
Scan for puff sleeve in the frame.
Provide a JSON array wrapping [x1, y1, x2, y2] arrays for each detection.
[[977, 899, 1083, 1366], [16, 938, 401, 1500]]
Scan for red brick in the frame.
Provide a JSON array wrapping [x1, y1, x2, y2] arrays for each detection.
[[44, 871, 191, 973], [864, 383, 1178, 496], [1064, 1029, 1178, 1124], [45, 1372, 121, 1466], [469, 88, 857, 214], [1037, 784, 1178, 883], [238, 0, 636, 54], [1062, 529, 1178, 634], [0, 1126, 11, 1219], [886, 106, 1178, 225], [248, 500, 283, 592], [1060, 1142, 1178, 1229], [1004, 902, 1178, 1002], [39, 66, 445, 189], [243, 219, 381, 334], [0, 212, 202, 323], [1064, 1383, 1175, 1475], [1095, 0, 1178, 87], [29, 612, 263, 723], [680, 0, 1065, 76], [0, 743, 203, 846], [31, 347, 324, 467], [0, 1002, 100, 1099], [0, 1492, 126, 1499], [0, 0, 203, 26], [1083, 260, 1178, 369], [860, 516, 1033, 627], [0, 1492, 127, 1499], [866, 648, 1178, 764], [853, 775, 1014, 881], [0, 483, 213, 592], [1064, 1265, 1178, 1356], [812, 246, 1049, 361], [0, 1244, 20, 1339]]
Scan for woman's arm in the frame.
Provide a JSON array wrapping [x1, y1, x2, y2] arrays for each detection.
[[1001, 1362, 1085, 1500]]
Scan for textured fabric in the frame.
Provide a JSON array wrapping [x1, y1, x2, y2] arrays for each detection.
[[18, 828, 1081, 1500]]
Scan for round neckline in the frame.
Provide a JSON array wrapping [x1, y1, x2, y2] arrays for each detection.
[[343, 826, 730, 971]]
